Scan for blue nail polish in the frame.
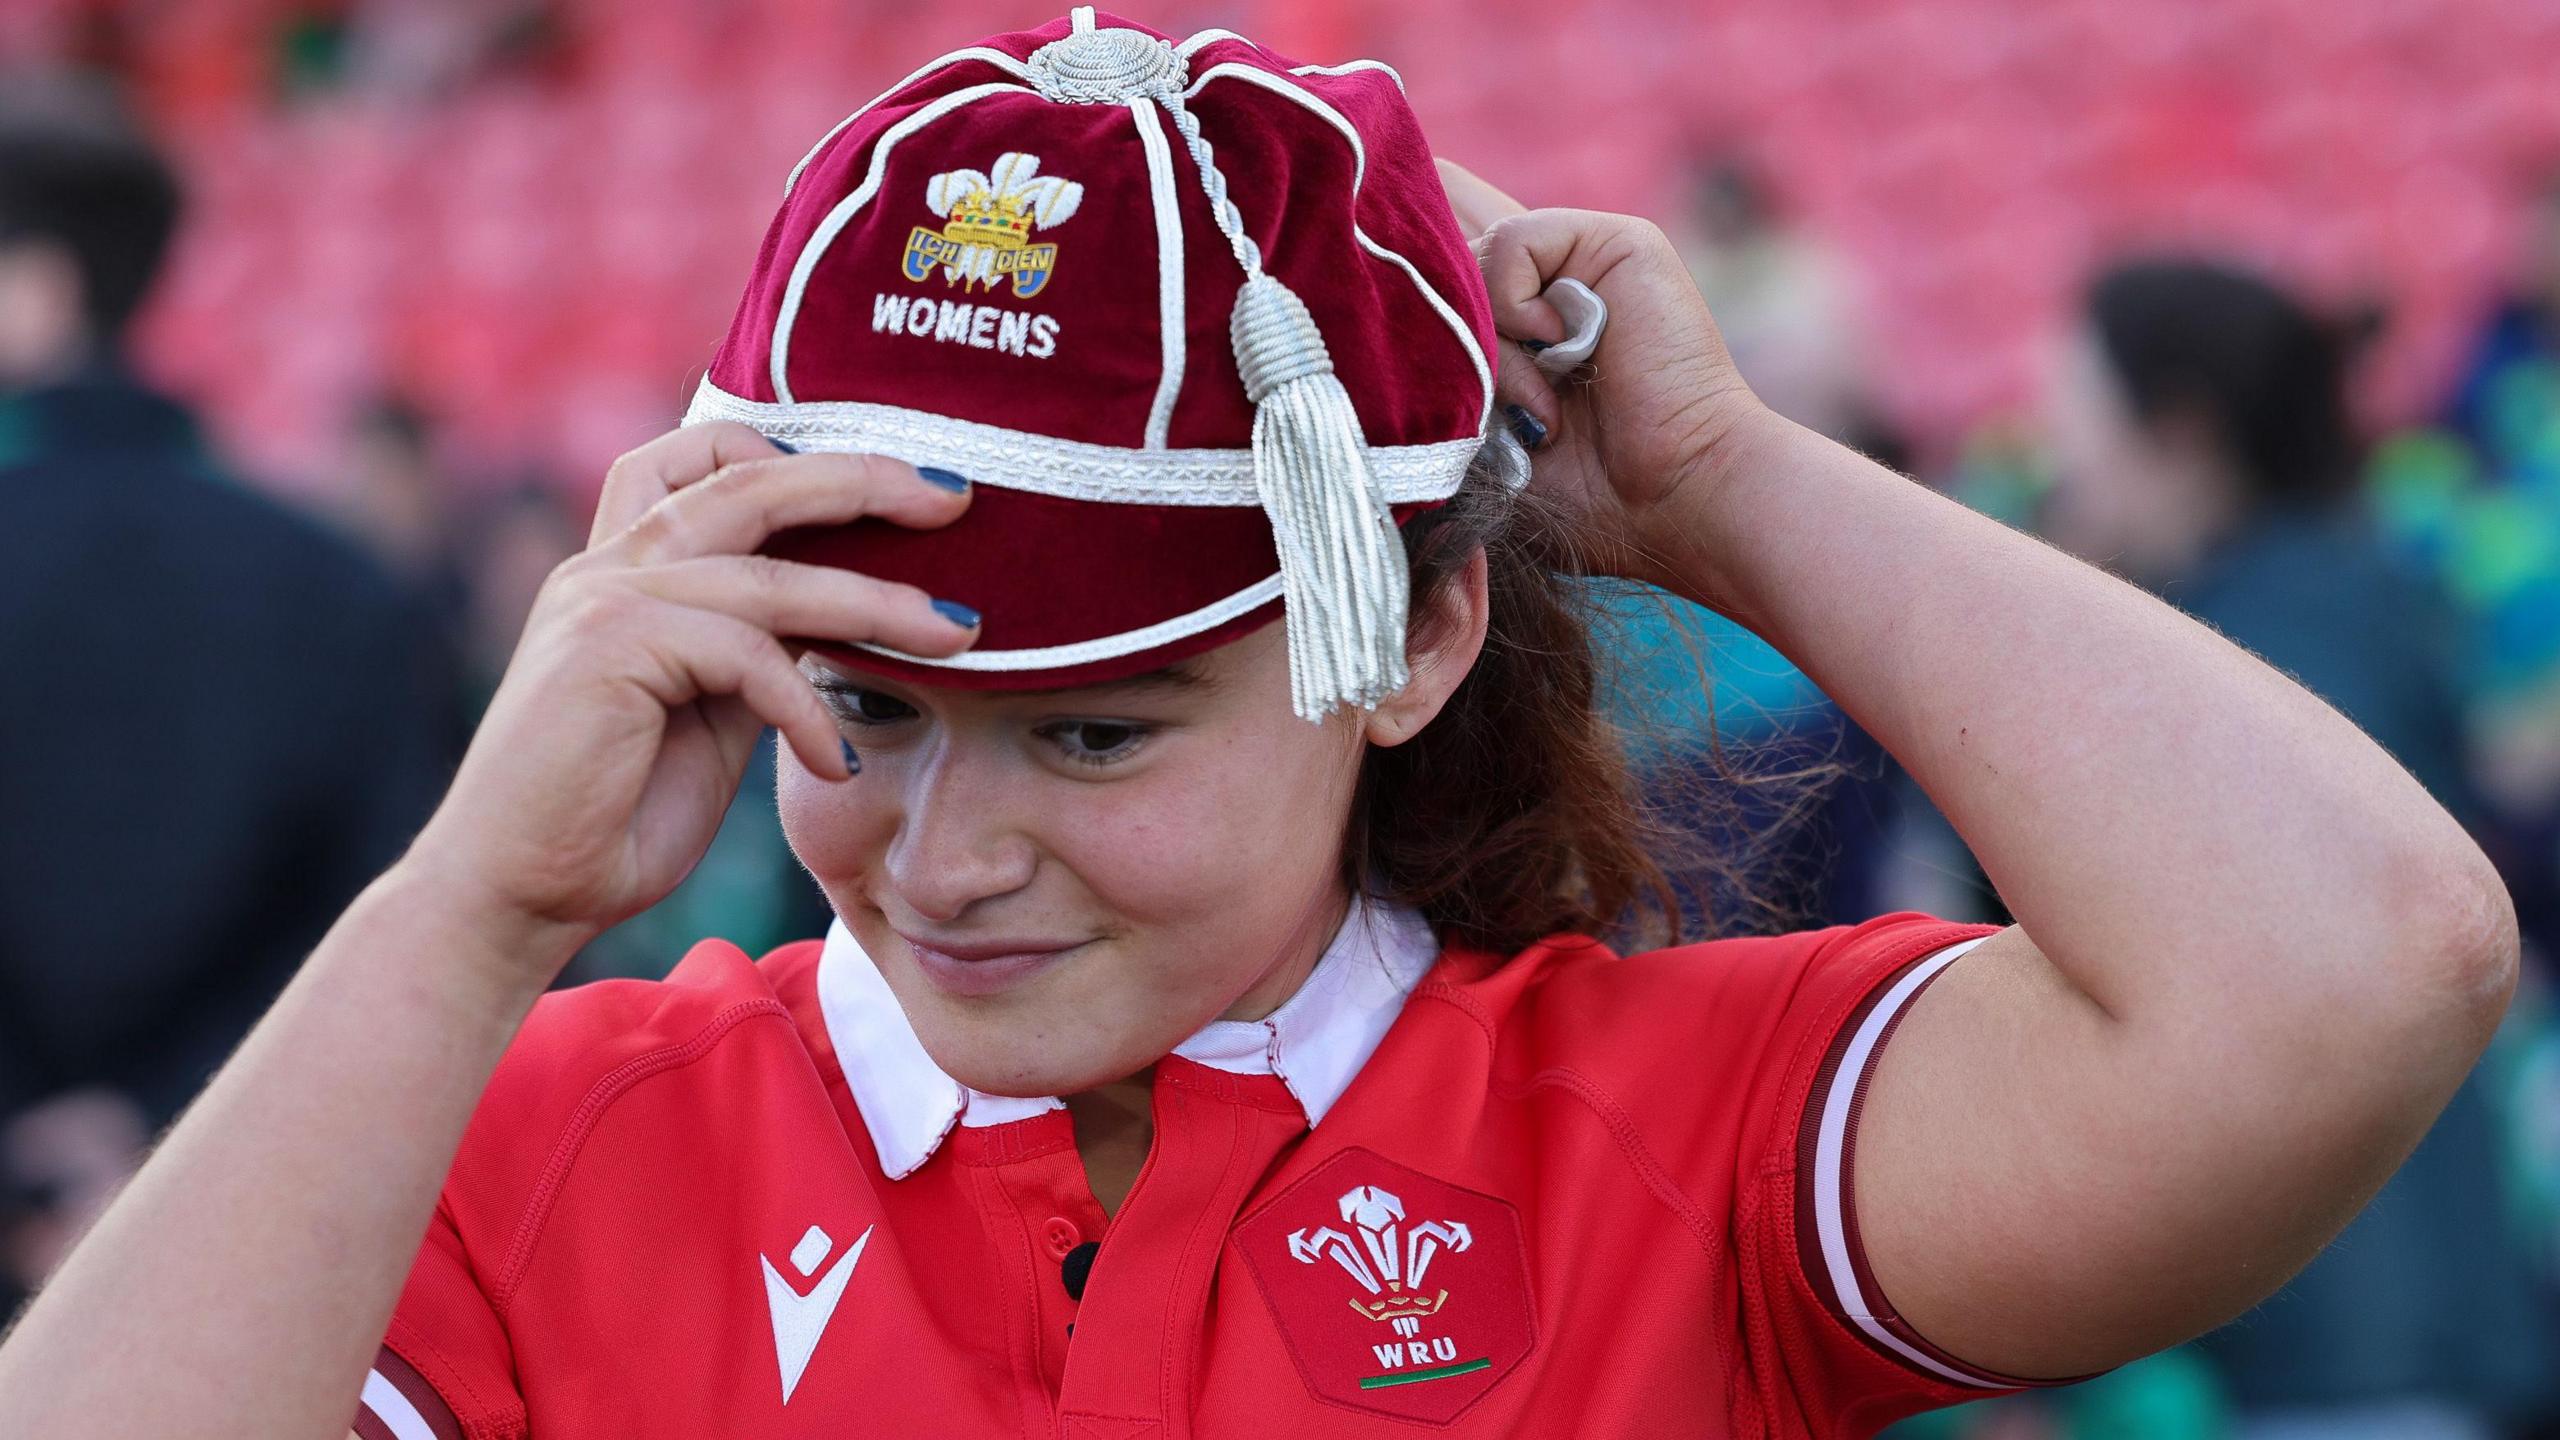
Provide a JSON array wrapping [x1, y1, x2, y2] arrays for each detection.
[[932, 598, 982, 629], [1506, 404, 1548, 449], [918, 466, 969, 494], [1522, 339, 1553, 354], [839, 739, 860, 776], [767, 436, 799, 454]]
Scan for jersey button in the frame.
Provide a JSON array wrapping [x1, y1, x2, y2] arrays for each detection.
[[1042, 1216, 1081, 1258]]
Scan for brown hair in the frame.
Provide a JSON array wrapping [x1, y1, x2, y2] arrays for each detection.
[[1344, 442, 1844, 956]]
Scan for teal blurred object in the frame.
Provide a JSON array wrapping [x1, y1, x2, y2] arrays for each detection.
[[1881, 1347, 2228, 1440], [2484, 968, 2560, 1273], [2366, 430, 2476, 574], [2065, 1350, 2228, 1440], [1945, 423, 2059, 533], [1584, 581, 1830, 752], [2365, 410, 2560, 701], [2482, 358, 2560, 471]]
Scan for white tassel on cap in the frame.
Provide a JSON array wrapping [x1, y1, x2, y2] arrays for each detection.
[[1156, 87, 1411, 721], [1231, 272, 1409, 720], [1019, 22, 1419, 721]]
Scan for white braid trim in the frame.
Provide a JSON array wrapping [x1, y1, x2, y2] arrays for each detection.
[[855, 573, 1285, 672], [684, 378, 1478, 505], [1155, 89, 1262, 276]]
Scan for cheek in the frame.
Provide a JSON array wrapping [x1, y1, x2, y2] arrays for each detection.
[[775, 750, 898, 900], [1058, 722, 1361, 930], [770, 721, 1360, 921]]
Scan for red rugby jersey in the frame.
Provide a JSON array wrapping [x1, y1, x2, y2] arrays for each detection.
[[352, 903, 2063, 1440]]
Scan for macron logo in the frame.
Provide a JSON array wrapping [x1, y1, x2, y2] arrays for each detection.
[[760, 1222, 873, 1404]]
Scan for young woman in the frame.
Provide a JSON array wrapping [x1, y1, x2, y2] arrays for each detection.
[[0, 11, 2520, 1439]]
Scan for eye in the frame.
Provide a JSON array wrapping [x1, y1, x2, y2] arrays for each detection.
[[813, 679, 916, 727], [1038, 718, 1149, 768]]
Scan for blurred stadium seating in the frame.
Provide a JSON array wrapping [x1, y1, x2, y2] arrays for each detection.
[[4, 0, 2558, 497]]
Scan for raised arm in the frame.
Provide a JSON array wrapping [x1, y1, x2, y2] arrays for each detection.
[[0, 425, 981, 1440], [1659, 394, 2512, 1379], [1446, 166, 2519, 1381]]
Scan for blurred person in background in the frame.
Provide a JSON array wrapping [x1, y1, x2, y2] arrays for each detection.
[[0, 74, 458, 1313], [336, 395, 471, 645], [449, 479, 582, 707], [1677, 157, 1873, 445], [2036, 257, 2558, 1440]]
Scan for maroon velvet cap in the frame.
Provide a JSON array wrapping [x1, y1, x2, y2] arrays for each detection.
[[683, 7, 1496, 712]]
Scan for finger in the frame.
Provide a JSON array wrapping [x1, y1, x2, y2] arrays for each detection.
[[1491, 339, 1562, 443], [695, 692, 772, 788], [1435, 158, 1529, 240], [634, 604, 855, 782], [590, 421, 791, 546], [610, 450, 973, 565], [1475, 222, 1572, 350], [1477, 207, 1663, 352], [629, 554, 983, 659]]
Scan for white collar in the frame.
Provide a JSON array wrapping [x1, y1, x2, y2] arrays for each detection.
[[815, 895, 1441, 1180]]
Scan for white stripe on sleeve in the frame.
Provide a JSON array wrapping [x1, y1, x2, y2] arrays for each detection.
[[359, 1367, 438, 1440], [1810, 935, 2003, 1388]]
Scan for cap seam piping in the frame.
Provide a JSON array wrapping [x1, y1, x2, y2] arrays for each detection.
[[1174, 28, 1262, 59], [772, 82, 1030, 405], [1128, 97, 1188, 450], [1181, 61, 1494, 433], [1288, 59, 1407, 92], [781, 47, 1035, 201]]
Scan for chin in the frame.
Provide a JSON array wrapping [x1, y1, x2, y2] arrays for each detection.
[[918, 1014, 1160, 1099]]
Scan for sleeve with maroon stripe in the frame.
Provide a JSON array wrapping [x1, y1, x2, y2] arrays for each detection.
[[351, 1200, 523, 1440], [1737, 912, 2100, 1429]]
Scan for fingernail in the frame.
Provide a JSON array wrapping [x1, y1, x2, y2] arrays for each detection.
[[1522, 339, 1553, 354], [839, 739, 861, 776], [931, 597, 982, 629], [917, 466, 969, 494], [1506, 404, 1548, 449], [767, 436, 800, 454]]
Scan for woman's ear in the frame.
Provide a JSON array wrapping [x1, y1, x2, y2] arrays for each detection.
[[1363, 545, 1491, 748]]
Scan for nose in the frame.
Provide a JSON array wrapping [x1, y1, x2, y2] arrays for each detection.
[[883, 731, 1040, 923]]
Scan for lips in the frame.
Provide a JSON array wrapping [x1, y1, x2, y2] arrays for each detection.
[[896, 932, 1088, 998]]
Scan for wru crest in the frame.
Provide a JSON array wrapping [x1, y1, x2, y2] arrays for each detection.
[[1288, 1184, 1474, 1334]]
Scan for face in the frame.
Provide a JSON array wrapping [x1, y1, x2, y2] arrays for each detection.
[[0, 242, 85, 389], [778, 557, 1486, 1100]]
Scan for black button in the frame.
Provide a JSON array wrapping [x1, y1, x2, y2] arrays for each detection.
[[1059, 1240, 1100, 1301]]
